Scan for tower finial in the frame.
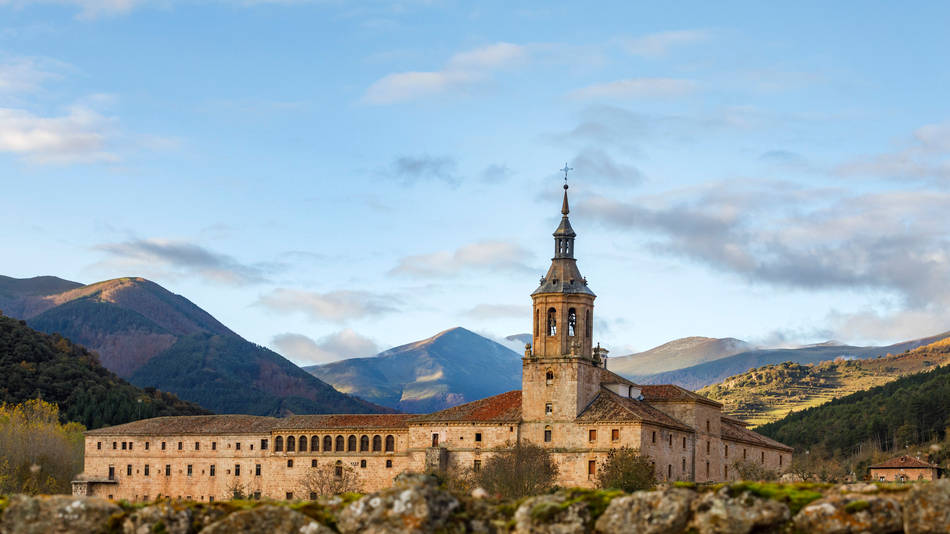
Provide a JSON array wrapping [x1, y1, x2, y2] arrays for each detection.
[[559, 162, 573, 215]]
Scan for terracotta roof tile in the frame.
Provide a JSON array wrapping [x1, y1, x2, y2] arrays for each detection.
[[275, 414, 413, 430], [575, 388, 693, 432], [640, 384, 722, 408], [85, 415, 278, 436], [870, 455, 938, 469], [720, 418, 793, 452], [409, 391, 522, 423]]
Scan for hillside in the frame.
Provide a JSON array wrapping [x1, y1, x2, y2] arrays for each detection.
[[627, 333, 950, 390], [608, 336, 752, 377], [757, 362, 950, 457], [699, 337, 950, 426], [306, 327, 522, 413], [0, 312, 208, 429], [0, 275, 390, 416]]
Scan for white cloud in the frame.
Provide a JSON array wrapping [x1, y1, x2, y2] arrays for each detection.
[[462, 303, 525, 320], [621, 30, 710, 58], [256, 288, 400, 322], [0, 0, 141, 18], [569, 78, 697, 100], [95, 238, 269, 285], [836, 121, 950, 184], [390, 240, 534, 278], [362, 42, 527, 105], [272, 329, 380, 365], [0, 57, 62, 94], [0, 106, 117, 164]]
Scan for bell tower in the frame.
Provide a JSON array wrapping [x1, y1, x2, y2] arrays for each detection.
[[523, 171, 602, 430]]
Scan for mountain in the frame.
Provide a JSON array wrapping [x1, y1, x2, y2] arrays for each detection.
[[698, 337, 950, 426], [608, 336, 753, 378], [306, 327, 523, 413], [0, 312, 209, 429], [756, 360, 950, 456], [0, 275, 389, 416], [624, 332, 950, 390]]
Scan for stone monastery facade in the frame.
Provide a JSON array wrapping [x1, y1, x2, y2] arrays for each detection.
[[73, 182, 792, 501]]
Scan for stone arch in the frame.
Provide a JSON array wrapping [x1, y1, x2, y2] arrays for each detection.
[[568, 308, 576, 337], [347, 435, 357, 451], [360, 435, 369, 452], [385, 435, 395, 452], [335, 435, 344, 451], [311, 435, 319, 452], [373, 435, 382, 452], [547, 308, 557, 336], [324, 436, 332, 452], [298, 435, 307, 452], [275, 435, 283, 452], [286, 435, 295, 452]]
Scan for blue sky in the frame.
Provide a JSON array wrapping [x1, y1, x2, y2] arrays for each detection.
[[2, 1, 950, 365]]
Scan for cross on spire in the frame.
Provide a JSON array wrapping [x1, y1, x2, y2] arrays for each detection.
[[560, 162, 573, 185]]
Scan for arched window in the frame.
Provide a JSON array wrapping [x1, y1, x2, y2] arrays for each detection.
[[385, 435, 395, 452], [544, 425, 552, 442], [335, 435, 344, 451], [360, 435, 369, 452], [585, 309, 591, 337], [311, 436, 319, 452], [373, 435, 382, 452], [286, 435, 295, 452], [547, 308, 557, 336], [546, 370, 554, 385], [275, 436, 283, 452], [535, 309, 539, 337], [568, 308, 576, 337], [334, 460, 343, 478], [324, 436, 332, 452], [347, 435, 357, 451], [298, 435, 307, 452]]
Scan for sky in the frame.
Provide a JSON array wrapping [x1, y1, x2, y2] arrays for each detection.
[[2, 1, 950, 366]]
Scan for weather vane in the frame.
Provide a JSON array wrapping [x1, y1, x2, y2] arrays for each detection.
[[560, 162, 573, 185]]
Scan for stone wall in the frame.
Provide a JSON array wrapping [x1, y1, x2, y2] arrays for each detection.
[[871, 467, 939, 482]]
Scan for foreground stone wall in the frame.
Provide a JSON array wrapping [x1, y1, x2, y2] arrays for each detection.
[[23, 475, 950, 533]]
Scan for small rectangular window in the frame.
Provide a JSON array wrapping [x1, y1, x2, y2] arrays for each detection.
[[187, 465, 192, 476], [210, 465, 216, 477], [589, 429, 597, 442], [725, 445, 729, 457], [311, 459, 317, 468], [165, 464, 170, 476], [108, 466, 115, 480], [761, 451, 765, 464], [287, 459, 293, 468], [144, 465, 150, 477], [588, 460, 596, 478], [669, 434, 672, 447], [310, 492, 317, 500], [386, 459, 393, 468], [707, 441, 711, 454], [211, 442, 216, 451], [360, 460, 367, 468], [97, 442, 102, 450], [127, 464, 132, 476], [161, 442, 166, 450], [611, 429, 619, 441], [145, 442, 149, 450], [475, 433, 482, 442], [683, 437, 687, 449], [209, 496, 214, 503], [195, 442, 200, 451], [545, 403, 553, 415], [112, 441, 117, 450], [122, 442, 127, 450], [235, 464, 241, 476], [178, 442, 183, 451], [235, 442, 241, 450], [286, 492, 293, 500], [129, 442, 133, 450], [255, 464, 261, 476], [261, 439, 268, 450], [652, 431, 656, 444]]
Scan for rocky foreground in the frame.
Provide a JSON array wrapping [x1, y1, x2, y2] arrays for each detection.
[[3, 474, 950, 533]]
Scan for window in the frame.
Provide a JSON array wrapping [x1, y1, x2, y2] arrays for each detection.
[[547, 308, 557, 336], [162, 441, 166, 450], [585, 309, 591, 338], [652, 431, 656, 444], [360, 435, 369, 451], [707, 441, 711, 454], [545, 403, 553, 415], [97, 442, 101, 450], [473, 460, 481, 472], [373, 435, 382, 452], [535, 309, 539, 337], [311, 436, 319, 452], [235, 442, 240, 451], [275, 436, 283, 452], [208, 496, 213, 503], [108, 466, 115, 480], [386, 460, 393, 469], [234, 464, 241, 476], [348, 435, 357, 451], [287, 460, 293, 468], [779, 455, 783, 467], [743, 448, 747, 460], [255, 464, 261, 476], [286, 492, 293, 500], [195, 442, 200, 451], [165, 464, 170, 476], [334, 461, 343, 478], [311, 459, 317, 468], [475, 433, 482, 443], [144, 465, 149, 477], [683, 437, 687, 449], [568, 308, 577, 337], [178, 442, 183, 451], [546, 371, 554, 385], [335, 435, 344, 451], [287, 436, 296, 452], [127, 464, 132, 476], [669, 434, 673, 447], [385, 435, 395, 452], [209, 465, 215, 477], [145, 442, 149, 450], [667, 464, 672, 480], [187, 465, 193, 476], [310, 492, 317, 501], [122, 442, 127, 450], [706, 420, 710, 432], [544, 426, 552, 443], [682, 458, 686, 472], [129, 442, 133, 450], [299, 435, 307, 452], [211, 442, 216, 451], [725, 444, 729, 457], [611, 429, 620, 441], [261, 439, 268, 450], [360, 460, 367, 469], [113, 442, 117, 450], [325, 436, 333, 452], [706, 461, 709, 477], [589, 429, 597, 442], [761, 451, 765, 464], [588, 460, 596, 479], [724, 465, 728, 478], [431, 433, 439, 447]]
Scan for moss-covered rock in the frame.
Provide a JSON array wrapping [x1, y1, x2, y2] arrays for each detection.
[[903, 478, 950, 534], [200, 505, 332, 534], [794, 494, 902, 534], [595, 487, 694, 534], [0, 495, 121, 534]]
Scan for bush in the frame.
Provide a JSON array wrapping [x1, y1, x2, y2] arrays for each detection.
[[596, 447, 655, 492], [475, 442, 558, 499]]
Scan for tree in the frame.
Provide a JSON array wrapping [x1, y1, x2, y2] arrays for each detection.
[[596, 447, 655, 492], [731, 459, 778, 481], [475, 442, 558, 499], [0, 399, 85, 494], [298, 461, 361, 499]]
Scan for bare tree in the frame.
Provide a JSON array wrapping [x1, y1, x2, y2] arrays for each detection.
[[298, 461, 361, 499], [732, 459, 778, 481], [475, 442, 558, 499]]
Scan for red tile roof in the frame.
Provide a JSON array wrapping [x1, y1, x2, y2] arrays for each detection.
[[85, 415, 278, 436], [275, 414, 413, 430], [409, 390, 522, 423], [870, 455, 938, 469], [640, 384, 722, 408], [720, 418, 793, 452], [576, 388, 693, 432]]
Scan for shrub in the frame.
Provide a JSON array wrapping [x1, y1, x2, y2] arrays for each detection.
[[475, 442, 558, 499], [596, 447, 656, 492]]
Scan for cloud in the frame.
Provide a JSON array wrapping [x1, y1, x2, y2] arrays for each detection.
[[570, 147, 643, 186], [0, 0, 141, 18], [95, 238, 269, 285], [480, 163, 512, 183], [0, 106, 117, 163], [836, 121, 950, 184], [362, 42, 526, 104], [0, 57, 63, 94], [620, 30, 710, 58], [256, 288, 400, 322], [569, 78, 697, 100], [272, 329, 380, 365], [389, 155, 458, 185], [462, 303, 525, 320], [390, 240, 534, 278]]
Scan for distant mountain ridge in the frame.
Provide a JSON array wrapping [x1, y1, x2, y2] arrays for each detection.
[[608, 336, 753, 378], [621, 332, 950, 390], [306, 327, 523, 413], [0, 275, 389, 416]]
